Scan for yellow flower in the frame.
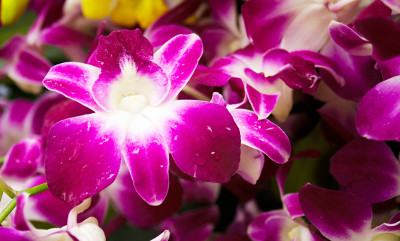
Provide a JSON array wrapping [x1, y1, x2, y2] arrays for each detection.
[[81, 0, 168, 28], [1, 0, 30, 26]]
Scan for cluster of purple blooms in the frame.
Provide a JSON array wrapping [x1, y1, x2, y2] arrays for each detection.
[[0, 0, 400, 240]]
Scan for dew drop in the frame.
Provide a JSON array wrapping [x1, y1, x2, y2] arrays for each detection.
[[206, 126, 216, 139], [210, 151, 221, 161], [196, 157, 206, 166]]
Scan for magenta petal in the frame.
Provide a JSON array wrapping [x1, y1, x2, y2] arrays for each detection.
[[122, 115, 169, 206], [242, 0, 288, 51], [40, 25, 93, 46], [356, 76, 400, 141], [154, 34, 203, 102], [0, 35, 25, 60], [248, 210, 295, 241], [45, 113, 124, 205], [162, 206, 219, 241], [1, 137, 42, 179], [245, 84, 278, 120], [190, 65, 231, 87], [231, 109, 290, 164], [43, 62, 103, 112], [94, 29, 153, 70], [299, 184, 372, 241], [282, 193, 303, 218], [9, 49, 51, 90], [0, 228, 33, 241], [146, 25, 193, 49], [149, 100, 241, 182], [330, 138, 400, 203], [328, 21, 372, 56]]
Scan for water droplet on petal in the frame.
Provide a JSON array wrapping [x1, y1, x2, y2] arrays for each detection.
[[210, 151, 221, 161], [206, 126, 216, 139]]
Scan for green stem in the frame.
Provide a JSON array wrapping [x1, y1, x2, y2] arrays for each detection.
[[182, 86, 211, 101], [0, 183, 49, 225], [0, 178, 15, 198]]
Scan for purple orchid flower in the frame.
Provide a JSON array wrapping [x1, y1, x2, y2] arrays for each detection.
[[213, 45, 320, 122], [211, 92, 291, 184], [43, 29, 241, 206], [241, 0, 368, 52], [299, 184, 400, 241]]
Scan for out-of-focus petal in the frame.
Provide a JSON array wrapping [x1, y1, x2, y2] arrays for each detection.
[[299, 184, 373, 241], [9, 49, 51, 94], [40, 25, 93, 47], [146, 25, 193, 49], [43, 62, 103, 112], [154, 34, 203, 102], [180, 179, 220, 203], [145, 101, 241, 183], [330, 138, 400, 203], [45, 113, 127, 205], [108, 167, 183, 227], [247, 210, 296, 241], [242, 0, 289, 51], [356, 76, 400, 141], [0, 137, 42, 179]]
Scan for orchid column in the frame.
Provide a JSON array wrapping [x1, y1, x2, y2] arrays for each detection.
[[42, 29, 241, 206]]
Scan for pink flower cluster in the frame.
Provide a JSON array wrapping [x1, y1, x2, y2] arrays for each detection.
[[0, 0, 399, 240]]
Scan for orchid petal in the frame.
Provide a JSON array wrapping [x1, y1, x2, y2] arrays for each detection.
[[231, 109, 290, 164], [145, 101, 241, 182], [154, 34, 203, 102], [0, 137, 41, 179], [0, 35, 25, 60], [281, 4, 335, 51], [180, 179, 220, 203], [282, 193, 303, 218], [330, 138, 400, 203], [329, 21, 372, 56], [45, 113, 127, 205], [356, 76, 400, 141], [245, 84, 278, 120], [248, 210, 296, 241], [299, 184, 373, 241], [151, 230, 170, 241], [122, 115, 169, 206], [242, 0, 289, 51], [43, 62, 103, 112], [8, 49, 51, 94], [146, 24, 193, 49], [237, 145, 264, 185], [382, 0, 400, 12], [40, 25, 93, 47]]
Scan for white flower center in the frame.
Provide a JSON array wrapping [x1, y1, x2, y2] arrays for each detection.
[[119, 94, 148, 113], [109, 56, 154, 114]]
